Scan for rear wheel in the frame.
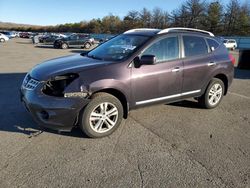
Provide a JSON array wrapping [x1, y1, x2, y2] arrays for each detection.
[[79, 93, 123, 138], [61, 43, 68, 49], [198, 78, 225, 109], [0, 38, 5, 42]]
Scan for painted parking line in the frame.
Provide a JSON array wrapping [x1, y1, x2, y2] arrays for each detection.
[[228, 92, 250, 100]]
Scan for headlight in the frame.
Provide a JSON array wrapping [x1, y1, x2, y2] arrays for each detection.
[[42, 73, 78, 97]]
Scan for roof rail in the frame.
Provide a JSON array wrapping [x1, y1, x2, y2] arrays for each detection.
[[124, 28, 161, 34], [157, 27, 214, 36]]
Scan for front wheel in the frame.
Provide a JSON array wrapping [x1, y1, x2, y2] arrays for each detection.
[[79, 93, 123, 138], [0, 38, 5, 42], [198, 78, 225, 109]]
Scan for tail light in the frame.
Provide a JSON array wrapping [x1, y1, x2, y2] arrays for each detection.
[[229, 54, 236, 65]]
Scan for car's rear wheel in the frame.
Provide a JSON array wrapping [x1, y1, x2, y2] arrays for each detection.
[[198, 78, 224, 109], [79, 93, 123, 138], [0, 38, 5, 42], [84, 42, 91, 49], [61, 43, 68, 49]]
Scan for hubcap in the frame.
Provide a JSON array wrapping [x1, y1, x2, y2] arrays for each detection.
[[85, 43, 90, 48], [89, 102, 118, 133], [208, 83, 223, 106], [62, 44, 67, 49]]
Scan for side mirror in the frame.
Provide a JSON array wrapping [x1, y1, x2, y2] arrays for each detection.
[[140, 55, 156, 65]]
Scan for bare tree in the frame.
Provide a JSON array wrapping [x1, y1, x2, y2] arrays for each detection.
[[223, 0, 241, 35], [151, 7, 169, 29], [139, 8, 152, 28]]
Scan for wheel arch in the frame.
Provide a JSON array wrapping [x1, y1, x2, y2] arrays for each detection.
[[214, 74, 228, 95], [91, 88, 129, 119]]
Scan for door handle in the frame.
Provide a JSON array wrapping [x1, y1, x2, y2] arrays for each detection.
[[207, 62, 216, 66], [171, 67, 181, 73]]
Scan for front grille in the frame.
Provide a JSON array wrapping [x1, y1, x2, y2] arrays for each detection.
[[23, 74, 40, 90]]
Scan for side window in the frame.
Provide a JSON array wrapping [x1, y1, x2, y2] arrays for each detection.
[[183, 36, 208, 57], [207, 38, 219, 51], [142, 36, 179, 63]]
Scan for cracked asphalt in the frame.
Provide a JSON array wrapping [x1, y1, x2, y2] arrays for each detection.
[[0, 38, 249, 188]]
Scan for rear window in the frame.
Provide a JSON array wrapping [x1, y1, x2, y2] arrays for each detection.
[[207, 38, 219, 51], [183, 36, 208, 57]]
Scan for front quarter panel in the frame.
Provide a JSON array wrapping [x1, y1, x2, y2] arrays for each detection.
[[77, 62, 131, 103]]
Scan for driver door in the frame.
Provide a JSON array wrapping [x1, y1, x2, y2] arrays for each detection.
[[131, 35, 183, 106]]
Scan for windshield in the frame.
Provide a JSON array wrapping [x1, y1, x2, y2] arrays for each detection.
[[86, 34, 149, 61]]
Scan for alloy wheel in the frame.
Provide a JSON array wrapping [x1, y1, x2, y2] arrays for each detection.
[[89, 102, 118, 133], [208, 83, 223, 106]]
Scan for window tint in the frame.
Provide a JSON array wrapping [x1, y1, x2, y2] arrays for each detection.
[[142, 36, 179, 62], [207, 38, 219, 50], [183, 36, 208, 57]]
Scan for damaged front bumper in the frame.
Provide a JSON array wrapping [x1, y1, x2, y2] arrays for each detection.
[[20, 83, 90, 132]]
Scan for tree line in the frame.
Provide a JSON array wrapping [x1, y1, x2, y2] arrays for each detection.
[[4, 0, 250, 36]]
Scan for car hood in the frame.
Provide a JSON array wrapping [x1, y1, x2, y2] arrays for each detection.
[[29, 54, 112, 81]]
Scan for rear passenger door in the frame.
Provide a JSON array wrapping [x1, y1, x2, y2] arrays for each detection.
[[181, 35, 216, 95], [69, 35, 79, 46]]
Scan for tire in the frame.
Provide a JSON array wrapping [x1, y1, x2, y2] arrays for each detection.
[[53, 43, 58, 48], [0, 38, 5, 42], [79, 93, 123, 138], [84, 42, 91, 49], [198, 78, 225, 109], [61, 43, 68, 49]]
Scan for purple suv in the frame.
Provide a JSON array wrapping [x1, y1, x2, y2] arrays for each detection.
[[21, 28, 234, 138]]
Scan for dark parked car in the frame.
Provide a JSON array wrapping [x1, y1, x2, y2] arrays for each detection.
[[21, 28, 234, 138], [39, 34, 66, 44], [19, 32, 31, 38], [53, 33, 94, 49]]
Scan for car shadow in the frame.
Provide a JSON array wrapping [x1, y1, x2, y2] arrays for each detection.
[[0, 73, 87, 138], [234, 68, 250, 79], [168, 100, 204, 109], [35, 45, 55, 49]]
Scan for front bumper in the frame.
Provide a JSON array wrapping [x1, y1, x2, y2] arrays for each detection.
[[20, 84, 89, 132]]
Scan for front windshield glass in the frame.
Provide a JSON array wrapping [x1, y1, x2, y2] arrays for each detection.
[[87, 34, 149, 61]]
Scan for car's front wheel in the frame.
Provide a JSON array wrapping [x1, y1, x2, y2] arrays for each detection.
[[198, 78, 225, 109], [79, 93, 123, 138], [0, 38, 5, 42]]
